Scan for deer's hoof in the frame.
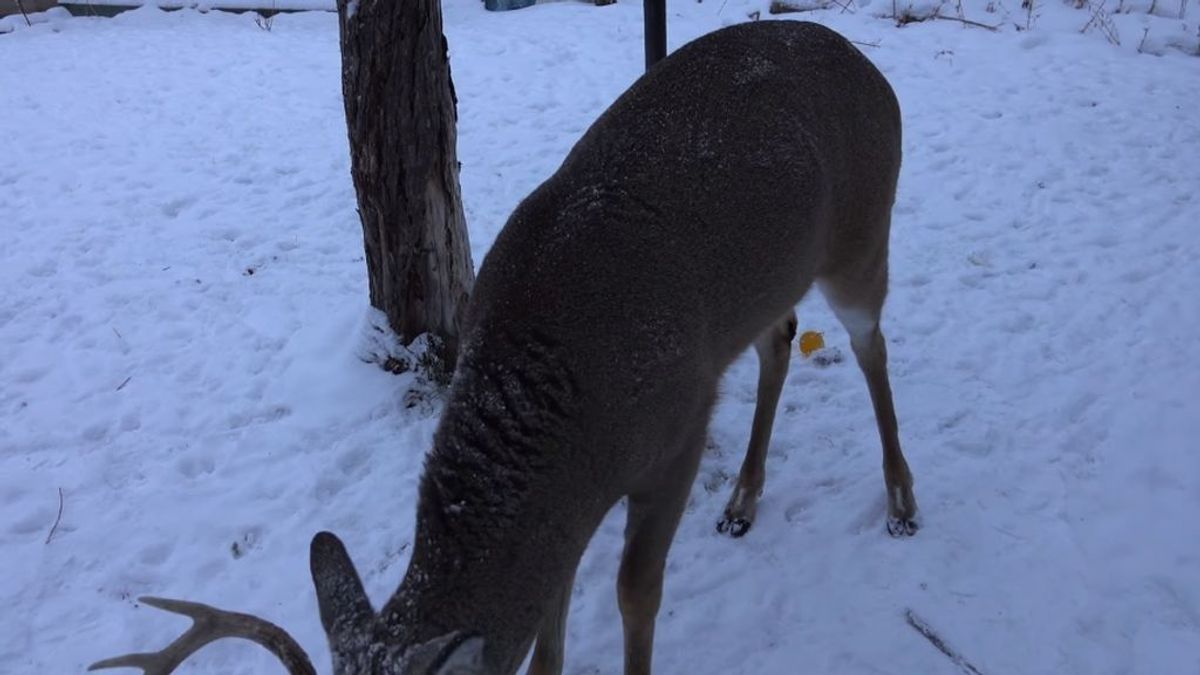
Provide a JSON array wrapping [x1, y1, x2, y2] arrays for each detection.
[[886, 516, 918, 537], [716, 516, 752, 538]]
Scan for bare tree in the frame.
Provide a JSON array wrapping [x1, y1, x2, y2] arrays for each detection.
[[336, 0, 475, 374]]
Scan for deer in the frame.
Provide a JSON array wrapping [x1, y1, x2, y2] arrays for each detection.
[[91, 19, 917, 675]]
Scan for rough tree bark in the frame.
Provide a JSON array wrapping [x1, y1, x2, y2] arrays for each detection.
[[336, 0, 475, 373]]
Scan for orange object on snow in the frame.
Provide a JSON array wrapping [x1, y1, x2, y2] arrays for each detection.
[[798, 330, 825, 357]]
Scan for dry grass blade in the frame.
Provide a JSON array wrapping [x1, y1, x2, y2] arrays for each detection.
[[44, 487, 64, 544], [89, 596, 316, 675]]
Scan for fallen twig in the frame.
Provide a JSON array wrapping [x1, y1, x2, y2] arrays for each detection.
[[892, 9, 1001, 30], [45, 488, 64, 544], [13, 0, 33, 26], [904, 609, 987, 675], [769, 0, 828, 14], [116, 376, 132, 391], [935, 13, 1001, 29], [1080, 0, 1121, 44]]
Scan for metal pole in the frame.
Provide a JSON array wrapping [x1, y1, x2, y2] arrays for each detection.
[[644, 0, 666, 70]]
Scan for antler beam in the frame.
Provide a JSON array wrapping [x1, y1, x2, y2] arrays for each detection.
[[89, 596, 316, 675]]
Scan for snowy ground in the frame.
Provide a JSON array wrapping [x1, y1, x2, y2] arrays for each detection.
[[3, 1, 1199, 673]]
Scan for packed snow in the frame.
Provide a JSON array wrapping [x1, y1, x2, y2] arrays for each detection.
[[2, 1, 1198, 673]]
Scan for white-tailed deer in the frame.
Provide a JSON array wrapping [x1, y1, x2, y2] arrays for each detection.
[[92, 20, 916, 675]]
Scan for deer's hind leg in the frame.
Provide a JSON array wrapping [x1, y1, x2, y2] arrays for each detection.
[[717, 310, 797, 538], [817, 247, 918, 536]]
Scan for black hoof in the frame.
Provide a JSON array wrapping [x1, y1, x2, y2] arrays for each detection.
[[716, 517, 752, 538], [887, 516, 918, 537]]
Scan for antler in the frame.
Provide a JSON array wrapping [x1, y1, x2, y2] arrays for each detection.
[[88, 596, 316, 675]]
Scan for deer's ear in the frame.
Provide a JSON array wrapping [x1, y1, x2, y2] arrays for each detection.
[[309, 531, 375, 647]]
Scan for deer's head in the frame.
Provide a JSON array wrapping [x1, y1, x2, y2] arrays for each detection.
[[90, 533, 489, 675]]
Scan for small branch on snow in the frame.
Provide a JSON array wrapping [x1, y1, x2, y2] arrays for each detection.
[[934, 13, 1002, 29], [116, 376, 132, 391], [953, 15, 1000, 29], [13, 0, 33, 26], [768, 2, 873, 38], [1080, 0, 1121, 45], [833, 0, 858, 14], [891, 8, 1001, 30], [45, 488, 65, 545], [904, 609, 987, 675], [772, 0, 858, 13], [769, 0, 858, 13], [769, 0, 826, 13]]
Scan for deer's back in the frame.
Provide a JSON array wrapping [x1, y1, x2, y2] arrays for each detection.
[[468, 21, 901, 374]]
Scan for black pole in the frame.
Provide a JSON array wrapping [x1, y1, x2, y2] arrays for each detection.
[[644, 0, 666, 70]]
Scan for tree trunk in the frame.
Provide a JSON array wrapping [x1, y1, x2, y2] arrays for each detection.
[[336, 0, 475, 372]]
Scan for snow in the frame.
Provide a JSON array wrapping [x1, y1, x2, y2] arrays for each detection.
[[2, 1, 1199, 674], [49, 0, 336, 10]]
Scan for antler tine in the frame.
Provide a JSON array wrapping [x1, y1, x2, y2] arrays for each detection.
[[89, 596, 317, 675]]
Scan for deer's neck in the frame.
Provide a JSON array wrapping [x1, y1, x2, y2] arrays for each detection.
[[381, 336, 603, 670]]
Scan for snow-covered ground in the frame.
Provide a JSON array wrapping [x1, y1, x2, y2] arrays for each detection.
[[2, 1, 1199, 673]]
